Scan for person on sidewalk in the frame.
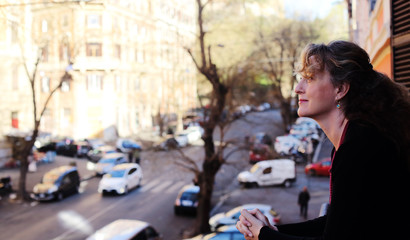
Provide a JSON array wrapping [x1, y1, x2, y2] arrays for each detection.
[[236, 40, 410, 240], [298, 186, 310, 219]]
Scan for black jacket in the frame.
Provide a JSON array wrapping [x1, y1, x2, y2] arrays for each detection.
[[259, 121, 410, 240]]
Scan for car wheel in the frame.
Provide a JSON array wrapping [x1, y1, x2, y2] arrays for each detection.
[[56, 192, 64, 201], [174, 207, 180, 215], [283, 180, 292, 188], [308, 169, 316, 176]]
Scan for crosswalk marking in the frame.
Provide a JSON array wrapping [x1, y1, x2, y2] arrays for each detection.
[[151, 180, 173, 193], [140, 178, 162, 192], [165, 181, 186, 194]]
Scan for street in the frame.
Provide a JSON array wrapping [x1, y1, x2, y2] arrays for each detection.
[[0, 110, 331, 240]]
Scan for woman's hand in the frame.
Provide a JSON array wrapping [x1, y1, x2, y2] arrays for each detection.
[[236, 208, 278, 240]]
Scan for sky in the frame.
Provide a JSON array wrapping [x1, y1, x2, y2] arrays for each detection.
[[284, 0, 342, 19]]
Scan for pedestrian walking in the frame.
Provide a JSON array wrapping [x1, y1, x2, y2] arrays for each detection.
[[298, 186, 310, 219], [133, 148, 141, 164], [236, 40, 410, 240]]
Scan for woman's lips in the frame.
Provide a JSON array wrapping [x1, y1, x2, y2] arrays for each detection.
[[298, 99, 308, 104]]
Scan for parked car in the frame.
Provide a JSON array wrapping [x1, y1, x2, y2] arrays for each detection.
[[116, 138, 141, 153], [98, 163, 143, 195], [249, 143, 273, 164], [237, 159, 296, 188], [209, 204, 280, 231], [184, 126, 203, 144], [0, 176, 12, 195], [87, 145, 117, 163], [154, 137, 179, 151], [86, 219, 162, 240], [305, 158, 331, 176], [174, 132, 189, 147], [94, 152, 128, 176], [274, 135, 302, 155], [174, 184, 200, 216], [185, 225, 245, 240], [31, 165, 80, 201], [75, 140, 93, 158], [55, 138, 77, 157]]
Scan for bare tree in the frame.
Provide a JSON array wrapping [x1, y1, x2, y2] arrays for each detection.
[[182, 0, 243, 234], [253, 20, 319, 130], [8, 44, 72, 201]]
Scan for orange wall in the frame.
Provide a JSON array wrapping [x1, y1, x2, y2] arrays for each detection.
[[372, 39, 392, 79]]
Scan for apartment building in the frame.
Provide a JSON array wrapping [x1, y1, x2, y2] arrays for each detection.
[[346, 0, 410, 91], [0, 0, 198, 144]]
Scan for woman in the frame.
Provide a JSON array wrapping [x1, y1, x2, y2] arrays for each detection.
[[236, 40, 410, 240]]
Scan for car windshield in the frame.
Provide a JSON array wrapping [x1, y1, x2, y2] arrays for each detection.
[[250, 164, 261, 173], [42, 173, 59, 184], [99, 158, 116, 164], [106, 169, 126, 178], [180, 192, 197, 201]]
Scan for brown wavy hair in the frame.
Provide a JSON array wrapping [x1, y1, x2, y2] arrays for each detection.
[[296, 40, 410, 168]]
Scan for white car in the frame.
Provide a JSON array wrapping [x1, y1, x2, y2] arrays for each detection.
[[237, 159, 296, 188], [209, 204, 281, 231], [98, 163, 142, 195], [274, 135, 302, 155], [174, 133, 189, 147], [184, 126, 203, 143], [86, 219, 162, 240], [184, 225, 243, 240], [94, 152, 127, 176]]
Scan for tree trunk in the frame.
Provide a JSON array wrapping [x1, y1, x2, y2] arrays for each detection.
[[17, 153, 29, 200]]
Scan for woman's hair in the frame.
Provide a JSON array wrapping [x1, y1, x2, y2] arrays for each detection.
[[296, 40, 410, 166]]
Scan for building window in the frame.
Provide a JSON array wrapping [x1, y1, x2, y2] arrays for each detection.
[[87, 74, 103, 91], [61, 80, 70, 92], [134, 77, 140, 90], [115, 75, 121, 91], [10, 21, 18, 43], [41, 20, 48, 33], [137, 49, 145, 63], [86, 43, 102, 57], [41, 77, 50, 92], [11, 112, 18, 129], [62, 15, 68, 27], [12, 65, 18, 90], [87, 14, 101, 28], [60, 43, 69, 61], [114, 44, 121, 59], [135, 109, 139, 127], [41, 47, 49, 62]]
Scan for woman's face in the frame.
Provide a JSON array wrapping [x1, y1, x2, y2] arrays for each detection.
[[294, 57, 338, 121]]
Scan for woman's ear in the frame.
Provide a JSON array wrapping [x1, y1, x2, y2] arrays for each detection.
[[336, 82, 350, 100]]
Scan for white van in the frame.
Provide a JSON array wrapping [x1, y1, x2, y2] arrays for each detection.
[[237, 159, 296, 188]]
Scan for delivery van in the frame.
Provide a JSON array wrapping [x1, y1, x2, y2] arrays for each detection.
[[237, 159, 296, 188]]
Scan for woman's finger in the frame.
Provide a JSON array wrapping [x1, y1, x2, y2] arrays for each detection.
[[236, 219, 253, 238], [239, 214, 252, 227]]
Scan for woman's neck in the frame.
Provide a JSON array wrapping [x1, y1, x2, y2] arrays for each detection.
[[315, 113, 349, 150]]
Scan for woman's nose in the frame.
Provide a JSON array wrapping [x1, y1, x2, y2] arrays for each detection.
[[294, 80, 304, 94]]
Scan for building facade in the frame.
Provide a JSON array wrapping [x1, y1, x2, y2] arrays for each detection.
[[0, 0, 198, 144], [347, 0, 410, 91]]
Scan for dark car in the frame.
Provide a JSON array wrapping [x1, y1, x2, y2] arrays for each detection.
[[55, 138, 77, 157], [0, 176, 12, 195], [174, 184, 200, 216], [87, 145, 117, 163], [75, 140, 93, 158], [31, 165, 80, 201]]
